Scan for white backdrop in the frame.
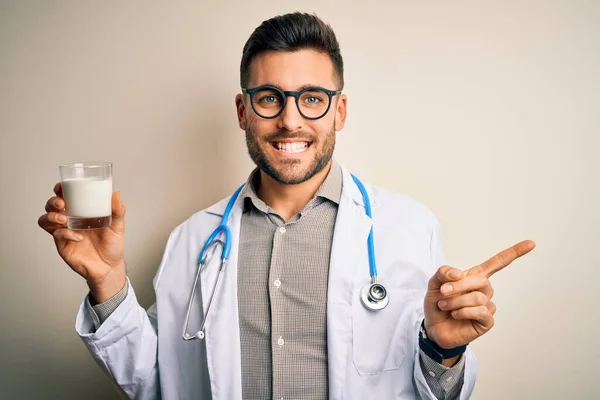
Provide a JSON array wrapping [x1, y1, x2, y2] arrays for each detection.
[[1, 1, 597, 398]]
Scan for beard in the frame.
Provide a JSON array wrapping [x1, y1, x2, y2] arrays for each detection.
[[245, 124, 336, 185]]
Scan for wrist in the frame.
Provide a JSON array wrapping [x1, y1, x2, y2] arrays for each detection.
[[88, 263, 126, 304], [419, 320, 467, 364]]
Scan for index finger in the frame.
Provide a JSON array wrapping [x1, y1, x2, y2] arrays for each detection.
[[53, 182, 63, 197], [479, 240, 536, 277]]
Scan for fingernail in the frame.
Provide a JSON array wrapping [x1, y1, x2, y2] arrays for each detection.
[[53, 199, 61, 208], [451, 310, 458, 318], [449, 270, 462, 279], [441, 284, 453, 294], [74, 234, 83, 241], [438, 300, 447, 309], [57, 215, 67, 223]]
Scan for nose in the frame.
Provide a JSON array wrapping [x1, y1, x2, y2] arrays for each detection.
[[277, 96, 304, 132]]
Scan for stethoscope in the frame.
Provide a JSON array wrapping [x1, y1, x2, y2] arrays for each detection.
[[182, 174, 388, 341]]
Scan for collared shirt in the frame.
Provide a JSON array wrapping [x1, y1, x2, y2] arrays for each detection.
[[237, 162, 342, 400], [86, 160, 465, 399]]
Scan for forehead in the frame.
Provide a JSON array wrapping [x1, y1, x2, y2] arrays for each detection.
[[248, 49, 337, 89]]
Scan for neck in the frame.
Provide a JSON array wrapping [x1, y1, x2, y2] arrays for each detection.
[[257, 162, 332, 222]]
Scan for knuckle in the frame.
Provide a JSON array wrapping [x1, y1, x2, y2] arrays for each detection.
[[494, 254, 505, 266], [441, 298, 453, 310], [478, 275, 490, 288], [476, 291, 488, 305], [428, 273, 438, 286], [479, 306, 490, 318], [433, 265, 450, 283], [469, 265, 484, 276], [438, 265, 451, 275], [46, 199, 59, 212]]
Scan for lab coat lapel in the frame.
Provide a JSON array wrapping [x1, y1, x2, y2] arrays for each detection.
[[201, 192, 244, 400], [327, 167, 375, 400]]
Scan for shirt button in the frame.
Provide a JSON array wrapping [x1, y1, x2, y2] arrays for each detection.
[[277, 336, 285, 346], [279, 226, 286, 234], [428, 371, 436, 377], [445, 376, 452, 382], [274, 279, 281, 288]]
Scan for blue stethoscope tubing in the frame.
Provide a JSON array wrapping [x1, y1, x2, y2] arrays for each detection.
[[182, 173, 388, 341], [351, 174, 376, 279]]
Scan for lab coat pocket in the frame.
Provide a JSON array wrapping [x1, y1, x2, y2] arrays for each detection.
[[351, 287, 415, 375]]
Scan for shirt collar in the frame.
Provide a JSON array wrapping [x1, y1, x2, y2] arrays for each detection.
[[315, 160, 342, 204], [240, 160, 343, 213]]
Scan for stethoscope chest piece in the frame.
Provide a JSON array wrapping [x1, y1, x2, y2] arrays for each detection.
[[360, 281, 389, 311]]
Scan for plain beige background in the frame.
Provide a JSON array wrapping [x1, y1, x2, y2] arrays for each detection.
[[1, 1, 598, 399]]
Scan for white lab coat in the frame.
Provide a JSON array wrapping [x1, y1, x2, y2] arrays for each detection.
[[76, 166, 477, 400]]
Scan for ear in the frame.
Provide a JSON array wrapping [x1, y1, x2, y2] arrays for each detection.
[[334, 94, 347, 131], [235, 93, 247, 131]]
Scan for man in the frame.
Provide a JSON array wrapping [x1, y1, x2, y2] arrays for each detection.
[[38, 12, 534, 400]]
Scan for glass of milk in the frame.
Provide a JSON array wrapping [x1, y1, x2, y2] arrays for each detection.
[[59, 162, 113, 230]]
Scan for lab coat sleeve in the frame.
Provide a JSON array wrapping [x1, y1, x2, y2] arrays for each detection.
[[412, 218, 478, 399], [75, 278, 160, 400], [87, 282, 129, 329]]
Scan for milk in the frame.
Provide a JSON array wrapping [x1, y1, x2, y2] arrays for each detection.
[[61, 177, 112, 229]]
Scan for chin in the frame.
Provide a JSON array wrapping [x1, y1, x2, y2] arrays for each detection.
[[264, 157, 330, 185], [269, 164, 312, 185]]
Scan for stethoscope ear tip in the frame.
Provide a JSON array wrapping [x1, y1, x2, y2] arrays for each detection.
[[195, 331, 205, 340]]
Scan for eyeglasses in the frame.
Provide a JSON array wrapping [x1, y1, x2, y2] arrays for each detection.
[[242, 85, 343, 120]]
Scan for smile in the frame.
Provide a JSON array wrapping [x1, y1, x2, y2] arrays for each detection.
[[271, 141, 311, 154]]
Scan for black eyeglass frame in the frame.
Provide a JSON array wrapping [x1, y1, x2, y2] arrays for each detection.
[[242, 85, 343, 120]]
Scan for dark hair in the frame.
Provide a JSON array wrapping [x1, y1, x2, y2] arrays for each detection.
[[240, 12, 344, 89]]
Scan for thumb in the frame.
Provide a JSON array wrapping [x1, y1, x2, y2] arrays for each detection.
[[110, 191, 126, 232], [428, 265, 464, 289]]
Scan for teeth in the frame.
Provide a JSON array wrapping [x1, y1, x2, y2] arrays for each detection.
[[275, 142, 309, 153]]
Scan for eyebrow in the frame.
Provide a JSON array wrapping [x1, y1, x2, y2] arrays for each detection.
[[257, 83, 327, 91]]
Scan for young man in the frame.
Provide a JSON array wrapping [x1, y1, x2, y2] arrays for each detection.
[[38, 12, 534, 400]]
